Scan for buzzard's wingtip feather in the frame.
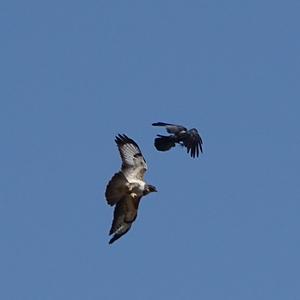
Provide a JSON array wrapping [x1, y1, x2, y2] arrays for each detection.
[[115, 134, 140, 150]]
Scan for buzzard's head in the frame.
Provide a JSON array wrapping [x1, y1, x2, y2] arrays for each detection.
[[144, 184, 157, 195]]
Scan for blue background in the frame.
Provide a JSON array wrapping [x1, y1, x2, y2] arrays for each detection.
[[1, 1, 300, 299]]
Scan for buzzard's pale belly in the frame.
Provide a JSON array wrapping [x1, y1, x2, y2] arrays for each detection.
[[128, 178, 145, 186], [126, 179, 145, 198]]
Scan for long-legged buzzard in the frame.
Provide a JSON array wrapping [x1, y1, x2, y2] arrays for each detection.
[[105, 134, 157, 244]]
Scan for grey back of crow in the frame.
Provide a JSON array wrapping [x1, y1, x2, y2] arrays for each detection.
[[152, 122, 203, 158]]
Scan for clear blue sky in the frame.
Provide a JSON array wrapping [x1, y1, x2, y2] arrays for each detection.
[[1, 1, 300, 299]]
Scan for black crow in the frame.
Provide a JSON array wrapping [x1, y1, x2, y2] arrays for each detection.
[[152, 122, 203, 158]]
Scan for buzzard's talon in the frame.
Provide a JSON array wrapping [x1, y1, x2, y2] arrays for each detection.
[[130, 192, 138, 199]]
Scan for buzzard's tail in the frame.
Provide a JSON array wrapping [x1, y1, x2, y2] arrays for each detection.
[[105, 172, 128, 206], [109, 228, 130, 244], [109, 231, 128, 244], [109, 235, 120, 244], [154, 135, 176, 152]]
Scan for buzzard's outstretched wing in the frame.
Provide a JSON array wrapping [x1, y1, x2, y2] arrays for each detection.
[[106, 134, 147, 206], [152, 122, 203, 158], [115, 134, 148, 180], [105, 171, 129, 206], [108, 194, 141, 244]]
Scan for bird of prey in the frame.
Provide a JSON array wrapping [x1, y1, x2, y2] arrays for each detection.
[[105, 134, 157, 244], [152, 122, 203, 158]]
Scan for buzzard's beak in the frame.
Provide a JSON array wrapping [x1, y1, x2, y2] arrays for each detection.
[[150, 185, 157, 193], [146, 184, 157, 194]]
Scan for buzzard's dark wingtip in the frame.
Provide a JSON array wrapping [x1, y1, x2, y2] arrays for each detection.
[[115, 134, 134, 146], [115, 133, 127, 143], [115, 134, 141, 152], [114, 134, 123, 145]]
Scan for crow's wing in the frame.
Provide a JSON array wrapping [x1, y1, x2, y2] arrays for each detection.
[[108, 194, 141, 244], [181, 128, 203, 158], [154, 135, 176, 151], [152, 122, 203, 158], [152, 122, 187, 135], [115, 134, 147, 181]]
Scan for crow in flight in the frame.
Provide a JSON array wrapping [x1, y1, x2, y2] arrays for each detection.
[[105, 134, 157, 244], [152, 122, 203, 158]]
